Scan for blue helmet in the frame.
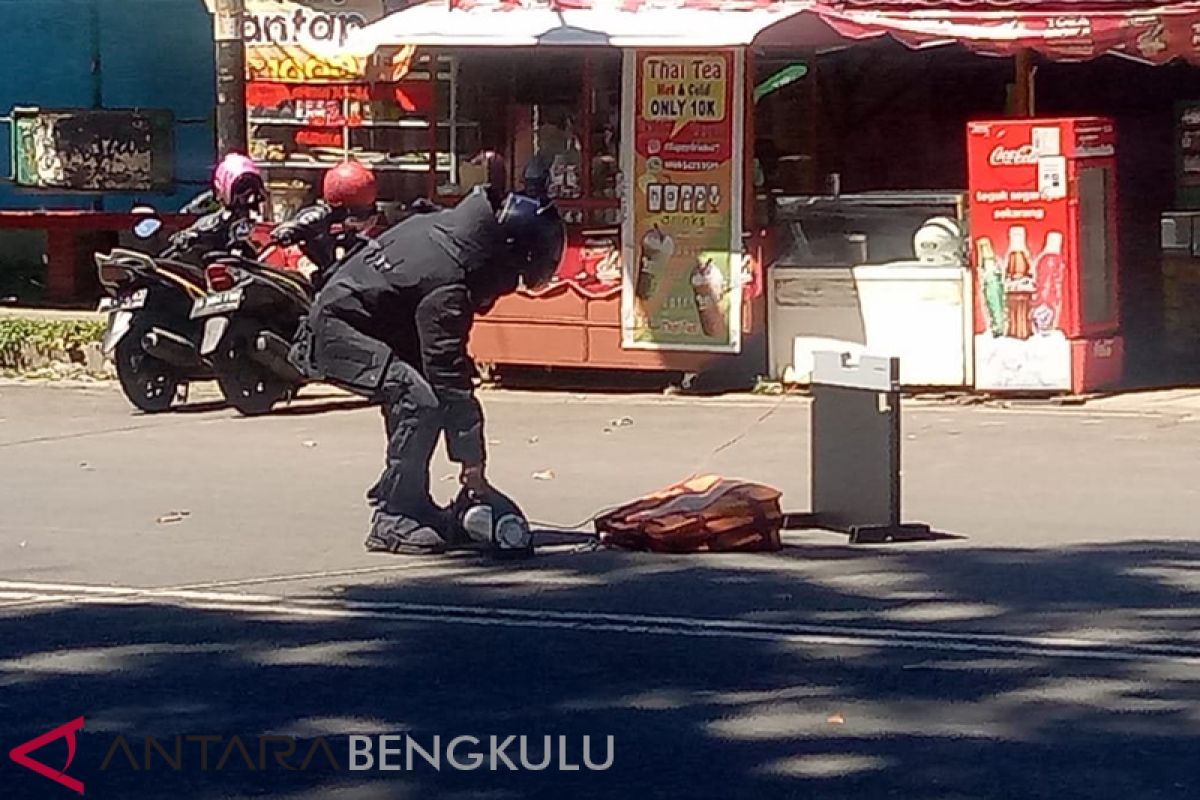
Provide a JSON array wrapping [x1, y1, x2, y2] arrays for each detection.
[[496, 192, 565, 289]]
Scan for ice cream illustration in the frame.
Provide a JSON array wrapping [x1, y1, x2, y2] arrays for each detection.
[[637, 225, 674, 301], [691, 258, 727, 337]]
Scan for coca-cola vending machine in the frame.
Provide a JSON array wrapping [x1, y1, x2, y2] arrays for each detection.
[[967, 117, 1123, 393]]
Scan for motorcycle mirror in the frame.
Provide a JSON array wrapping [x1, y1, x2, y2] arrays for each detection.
[[133, 217, 163, 239]]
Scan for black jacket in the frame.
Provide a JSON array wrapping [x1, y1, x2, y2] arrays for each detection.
[[308, 190, 515, 467], [270, 202, 367, 288], [169, 209, 256, 262]]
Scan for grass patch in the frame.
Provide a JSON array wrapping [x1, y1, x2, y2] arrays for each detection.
[[0, 317, 106, 370]]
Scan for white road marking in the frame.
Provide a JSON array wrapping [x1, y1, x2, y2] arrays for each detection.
[[0, 549, 587, 609], [2, 579, 1199, 665]]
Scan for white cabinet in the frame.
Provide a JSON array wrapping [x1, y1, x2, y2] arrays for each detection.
[[769, 264, 973, 387]]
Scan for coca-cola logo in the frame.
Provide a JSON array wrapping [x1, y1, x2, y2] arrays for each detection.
[[989, 144, 1038, 166]]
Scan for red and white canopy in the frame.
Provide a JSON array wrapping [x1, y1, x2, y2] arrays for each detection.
[[801, 0, 1200, 64], [347, 0, 1200, 64]]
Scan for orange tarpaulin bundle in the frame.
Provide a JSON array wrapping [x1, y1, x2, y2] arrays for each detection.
[[595, 475, 784, 553]]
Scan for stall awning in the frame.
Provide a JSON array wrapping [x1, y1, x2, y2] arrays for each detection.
[[827, 0, 1176, 9], [771, 1, 1200, 65], [346, 0, 814, 50], [349, 0, 1200, 64]]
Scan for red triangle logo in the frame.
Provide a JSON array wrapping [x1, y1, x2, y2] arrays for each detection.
[[9, 717, 85, 795]]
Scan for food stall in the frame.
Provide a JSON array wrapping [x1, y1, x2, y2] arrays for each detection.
[[333, 0, 1200, 390], [342, 0, 825, 381]]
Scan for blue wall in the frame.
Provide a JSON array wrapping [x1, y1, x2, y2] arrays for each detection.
[[0, 0, 215, 212]]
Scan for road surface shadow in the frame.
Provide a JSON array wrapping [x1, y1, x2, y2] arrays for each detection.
[[2, 541, 1200, 799]]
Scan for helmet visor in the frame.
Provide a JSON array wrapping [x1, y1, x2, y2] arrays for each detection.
[[520, 210, 565, 289], [496, 194, 565, 289]]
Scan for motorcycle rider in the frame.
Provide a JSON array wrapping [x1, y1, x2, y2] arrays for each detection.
[[269, 160, 379, 289], [290, 161, 564, 554], [169, 153, 266, 260]]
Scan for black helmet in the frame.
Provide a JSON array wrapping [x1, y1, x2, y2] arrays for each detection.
[[496, 192, 565, 289], [522, 156, 551, 200]]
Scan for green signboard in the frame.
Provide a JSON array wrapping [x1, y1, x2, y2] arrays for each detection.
[[10, 107, 175, 192], [1177, 101, 1200, 210]]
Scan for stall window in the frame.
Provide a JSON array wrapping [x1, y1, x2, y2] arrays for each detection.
[[510, 52, 587, 220], [248, 51, 449, 222], [587, 50, 623, 226], [438, 49, 622, 229], [249, 49, 628, 226], [435, 53, 498, 197], [752, 57, 817, 197]]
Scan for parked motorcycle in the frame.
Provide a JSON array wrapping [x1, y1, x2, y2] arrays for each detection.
[[190, 249, 314, 416], [95, 206, 258, 413], [188, 204, 380, 416]]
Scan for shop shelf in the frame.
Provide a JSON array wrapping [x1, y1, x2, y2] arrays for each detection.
[[256, 160, 450, 173], [250, 118, 432, 129]]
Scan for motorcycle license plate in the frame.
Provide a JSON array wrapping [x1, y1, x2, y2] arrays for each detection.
[[191, 288, 244, 319], [98, 288, 147, 313]]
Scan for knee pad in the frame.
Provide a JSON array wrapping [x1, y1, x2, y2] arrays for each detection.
[[381, 363, 441, 419]]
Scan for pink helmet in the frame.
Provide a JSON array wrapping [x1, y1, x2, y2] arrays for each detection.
[[213, 153, 265, 208]]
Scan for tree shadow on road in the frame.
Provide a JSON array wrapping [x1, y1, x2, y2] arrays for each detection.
[[2, 539, 1200, 799]]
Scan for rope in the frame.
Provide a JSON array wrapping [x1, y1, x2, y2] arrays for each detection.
[[529, 393, 794, 534]]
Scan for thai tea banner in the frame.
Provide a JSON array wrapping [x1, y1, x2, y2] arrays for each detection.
[[621, 49, 744, 352]]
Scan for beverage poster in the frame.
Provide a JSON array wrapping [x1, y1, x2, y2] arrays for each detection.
[[621, 49, 743, 352], [966, 118, 1107, 391]]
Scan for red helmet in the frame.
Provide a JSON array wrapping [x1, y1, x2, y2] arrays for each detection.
[[323, 161, 377, 211]]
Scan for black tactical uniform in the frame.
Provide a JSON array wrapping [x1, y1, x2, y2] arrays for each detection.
[[291, 187, 559, 553]]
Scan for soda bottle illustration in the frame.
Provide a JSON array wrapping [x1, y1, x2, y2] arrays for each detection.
[[976, 237, 1006, 337], [691, 258, 728, 337], [1003, 226, 1035, 340], [1032, 231, 1065, 333]]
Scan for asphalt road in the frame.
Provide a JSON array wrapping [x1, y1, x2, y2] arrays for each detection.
[[2, 381, 1200, 799]]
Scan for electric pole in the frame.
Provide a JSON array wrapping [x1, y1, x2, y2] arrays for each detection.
[[214, 0, 247, 155]]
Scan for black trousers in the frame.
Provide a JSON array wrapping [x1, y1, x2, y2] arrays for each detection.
[[367, 357, 445, 526], [292, 312, 446, 528]]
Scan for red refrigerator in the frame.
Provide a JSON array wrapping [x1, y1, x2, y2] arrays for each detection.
[[966, 117, 1123, 393]]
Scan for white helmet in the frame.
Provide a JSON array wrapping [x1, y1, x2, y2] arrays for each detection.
[[913, 216, 963, 265]]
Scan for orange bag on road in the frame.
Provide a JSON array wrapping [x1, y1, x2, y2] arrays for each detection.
[[595, 475, 784, 553]]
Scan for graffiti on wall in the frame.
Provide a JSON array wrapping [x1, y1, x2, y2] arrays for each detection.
[[10, 108, 173, 191]]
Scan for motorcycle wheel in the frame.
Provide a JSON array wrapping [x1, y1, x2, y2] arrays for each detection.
[[215, 347, 292, 417], [115, 337, 179, 414]]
